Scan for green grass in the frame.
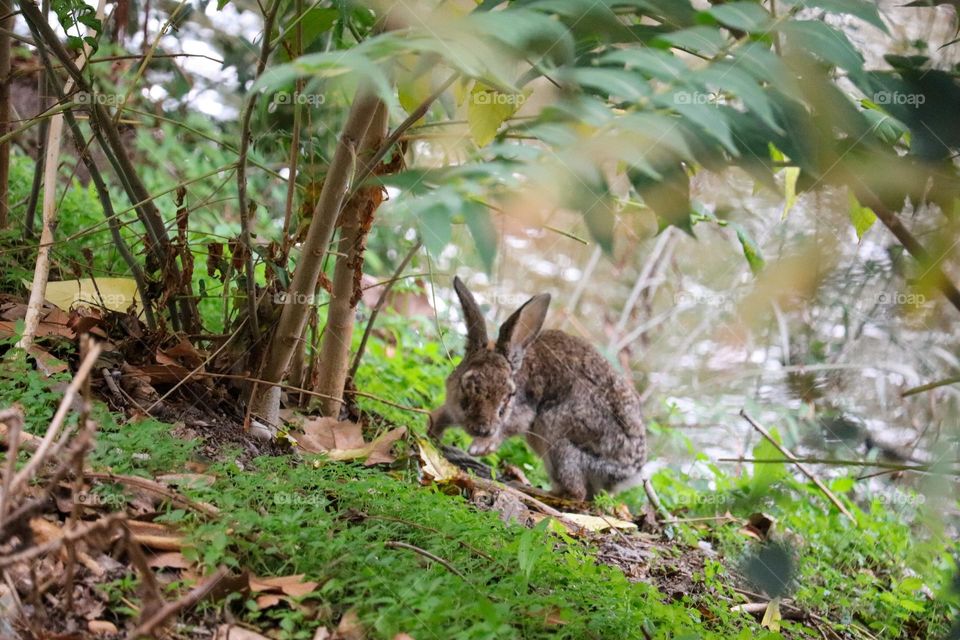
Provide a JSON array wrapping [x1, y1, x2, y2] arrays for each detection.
[[0, 280, 956, 639]]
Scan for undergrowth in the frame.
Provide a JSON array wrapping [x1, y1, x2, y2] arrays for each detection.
[[0, 311, 956, 639]]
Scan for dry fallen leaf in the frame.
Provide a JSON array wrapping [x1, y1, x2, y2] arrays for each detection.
[[126, 521, 184, 551], [298, 419, 406, 466], [214, 624, 271, 640], [334, 609, 364, 640], [364, 428, 407, 466], [156, 473, 217, 489], [147, 551, 193, 569], [88, 620, 119, 635], [249, 573, 319, 598], [556, 513, 637, 532], [256, 593, 286, 609], [27, 345, 68, 376], [415, 438, 461, 484]]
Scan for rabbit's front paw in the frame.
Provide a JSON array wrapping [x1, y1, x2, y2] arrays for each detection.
[[468, 436, 501, 457]]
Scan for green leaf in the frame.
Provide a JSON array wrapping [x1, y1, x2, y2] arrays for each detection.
[[629, 163, 693, 235], [695, 63, 783, 134], [732, 42, 803, 100], [703, 2, 773, 32], [563, 68, 651, 101], [283, 7, 338, 52], [860, 105, 908, 146], [664, 100, 739, 156], [848, 192, 877, 241], [830, 476, 855, 493], [420, 198, 455, 257], [653, 25, 729, 56], [777, 21, 864, 72], [598, 48, 688, 81], [733, 223, 765, 274], [584, 204, 616, 254], [463, 201, 499, 272], [897, 577, 924, 592]]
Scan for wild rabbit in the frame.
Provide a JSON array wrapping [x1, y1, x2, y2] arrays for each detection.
[[429, 277, 646, 500]]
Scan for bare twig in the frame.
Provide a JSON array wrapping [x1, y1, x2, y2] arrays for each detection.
[[123, 528, 166, 620], [384, 540, 467, 580], [83, 472, 220, 517], [0, 405, 23, 519], [739, 410, 857, 523], [901, 374, 960, 398], [0, 512, 125, 569], [236, 0, 283, 348], [128, 565, 230, 639], [718, 457, 957, 475]]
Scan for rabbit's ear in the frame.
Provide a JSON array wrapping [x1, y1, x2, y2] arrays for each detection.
[[496, 293, 551, 367], [453, 277, 488, 352]]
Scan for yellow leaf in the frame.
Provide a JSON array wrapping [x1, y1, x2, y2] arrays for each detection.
[[556, 512, 637, 533], [781, 167, 800, 220], [398, 73, 434, 122], [416, 437, 462, 484], [467, 83, 521, 148], [760, 597, 782, 631], [25, 278, 143, 316]]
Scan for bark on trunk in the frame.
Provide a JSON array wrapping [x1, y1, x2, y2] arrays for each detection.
[[315, 104, 388, 416], [0, 0, 13, 228], [249, 88, 382, 426]]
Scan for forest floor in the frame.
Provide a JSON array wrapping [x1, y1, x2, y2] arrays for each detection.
[[0, 302, 955, 640]]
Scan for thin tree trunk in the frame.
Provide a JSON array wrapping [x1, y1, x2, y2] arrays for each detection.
[[29, 31, 156, 329], [236, 0, 283, 352], [19, 0, 184, 328], [0, 0, 13, 228], [315, 103, 388, 416], [18, 0, 106, 351], [249, 88, 382, 426]]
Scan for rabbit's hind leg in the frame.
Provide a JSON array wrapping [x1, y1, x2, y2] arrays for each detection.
[[544, 439, 590, 501]]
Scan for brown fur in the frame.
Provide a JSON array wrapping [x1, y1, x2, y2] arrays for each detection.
[[430, 278, 646, 500]]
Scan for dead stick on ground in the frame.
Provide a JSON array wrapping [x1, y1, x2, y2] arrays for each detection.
[[8, 342, 102, 496], [739, 410, 856, 524], [0, 512, 125, 569], [384, 541, 467, 580], [128, 565, 230, 639], [0, 405, 23, 519], [84, 472, 220, 517], [123, 528, 166, 620]]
